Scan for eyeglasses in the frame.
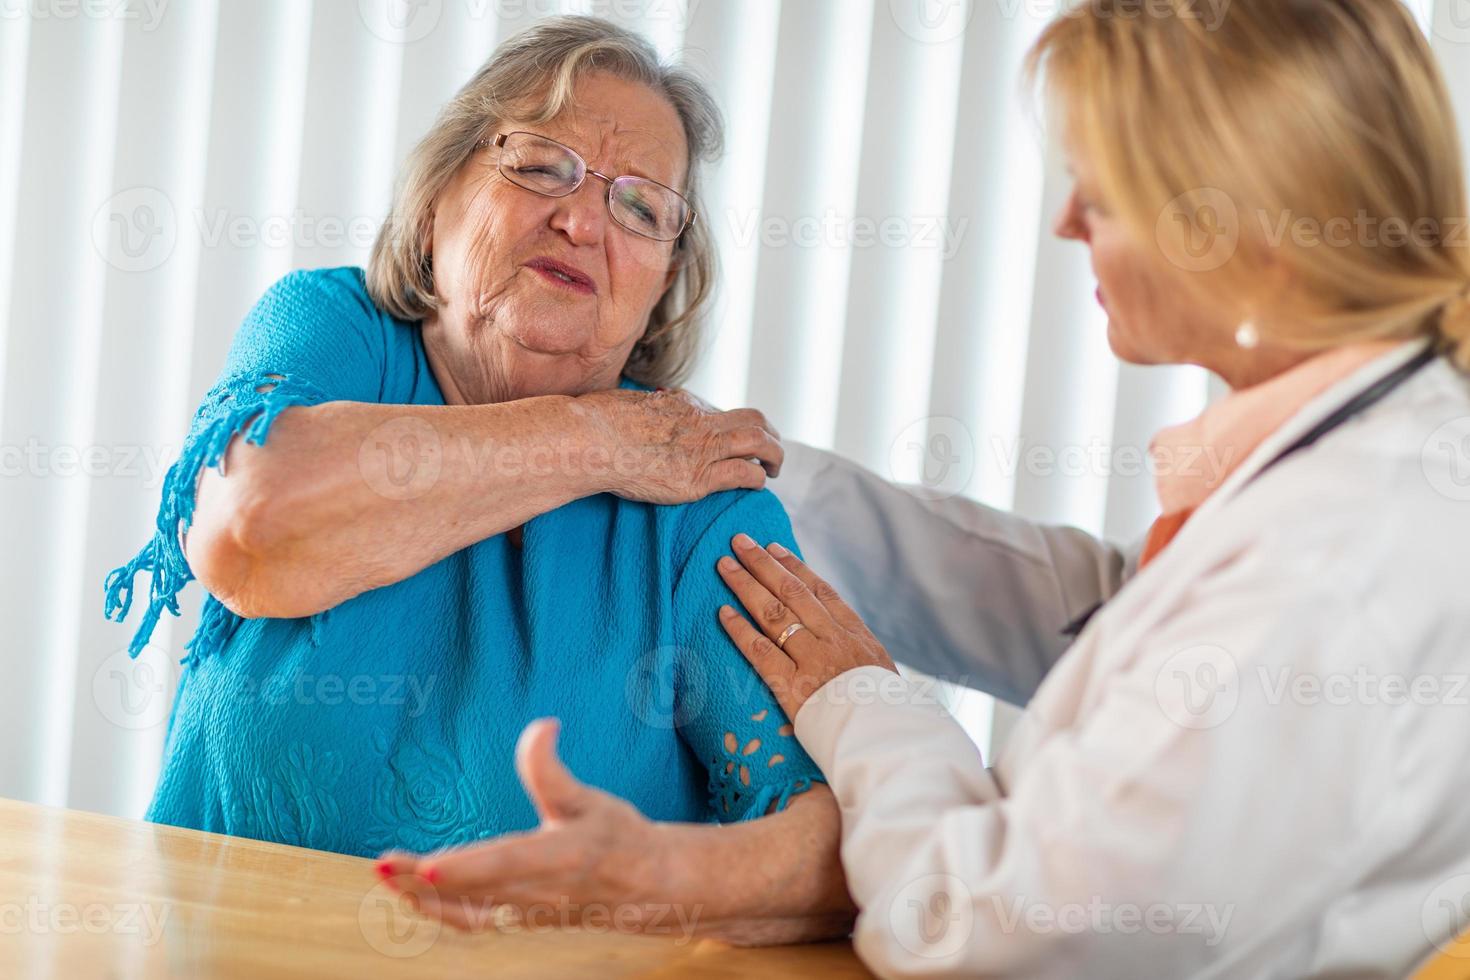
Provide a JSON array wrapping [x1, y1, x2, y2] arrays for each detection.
[[480, 131, 696, 243]]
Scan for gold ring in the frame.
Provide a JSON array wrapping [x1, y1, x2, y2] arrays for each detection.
[[775, 622, 807, 650]]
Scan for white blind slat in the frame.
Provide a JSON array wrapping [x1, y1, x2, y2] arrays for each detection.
[[744, 0, 875, 447], [187, 0, 315, 415], [0, 11, 126, 807], [70, 0, 221, 820], [830, 2, 966, 476], [293, 3, 405, 272], [0, 11, 31, 437], [680, 0, 781, 409], [923, 0, 1049, 511], [1010, 136, 1118, 535]]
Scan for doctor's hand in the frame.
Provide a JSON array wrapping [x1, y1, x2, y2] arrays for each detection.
[[717, 533, 898, 721]]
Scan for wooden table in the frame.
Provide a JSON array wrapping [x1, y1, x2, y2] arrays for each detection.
[[0, 798, 869, 979]]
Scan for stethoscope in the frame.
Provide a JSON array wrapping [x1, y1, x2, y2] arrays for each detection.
[[1060, 341, 1443, 639]]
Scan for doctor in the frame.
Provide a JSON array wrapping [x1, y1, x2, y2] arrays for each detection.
[[714, 0, 1470, 975]]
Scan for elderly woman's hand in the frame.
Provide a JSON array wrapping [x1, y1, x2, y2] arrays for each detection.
[[716, 534, 897, 721], [575, 387, 785, 505], [377, 716, 856, 945], [376, 719, 668, 933]]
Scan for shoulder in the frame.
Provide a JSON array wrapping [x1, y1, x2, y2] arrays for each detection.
[[679, 486, 792, 531], [667, 487, 798, 584], [227, 266, 410, 398], [252, 266, 388, 331]]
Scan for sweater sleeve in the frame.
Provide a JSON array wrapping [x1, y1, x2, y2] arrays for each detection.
[[669, 488, 827, 822], [103, 267, 389, 663]]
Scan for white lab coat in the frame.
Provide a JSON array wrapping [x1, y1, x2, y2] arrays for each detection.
[[770, 339, 1470, 978]]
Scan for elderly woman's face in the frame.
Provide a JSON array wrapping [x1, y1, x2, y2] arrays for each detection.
[[425, 71, 688, 402]]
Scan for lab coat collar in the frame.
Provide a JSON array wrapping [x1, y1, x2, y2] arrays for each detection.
[[1171, 335, 1437, 532]]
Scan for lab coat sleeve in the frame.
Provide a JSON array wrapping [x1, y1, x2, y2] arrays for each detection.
[[771, 440, 1133, 704], [791, 550, 1408, 980]]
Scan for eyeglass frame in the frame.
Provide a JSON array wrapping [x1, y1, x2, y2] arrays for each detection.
[[477, 131, 697, 244]]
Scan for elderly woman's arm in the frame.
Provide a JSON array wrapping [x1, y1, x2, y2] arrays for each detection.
[[188, 389, 783, 619], [377, 489, 856, 944], [653, 783, 855, 943], [379, 719, 854, 944]]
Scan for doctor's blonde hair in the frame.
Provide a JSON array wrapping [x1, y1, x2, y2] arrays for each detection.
[[1026, 0, 1470, 372]]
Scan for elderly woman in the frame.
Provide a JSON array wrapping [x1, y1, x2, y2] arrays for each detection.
[[698, 0, 1470, 975], [104, 17, 852, 943], [379, 0, 1470, 973]]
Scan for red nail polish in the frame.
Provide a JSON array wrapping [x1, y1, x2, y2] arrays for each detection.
[[423, 867, 440, 885], [376, 860, 393, 876]]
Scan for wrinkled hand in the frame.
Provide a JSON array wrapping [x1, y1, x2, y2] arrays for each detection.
[[574, 387, 783, 504], [375, 719, 667, 933], [717, 534, 897, 721]]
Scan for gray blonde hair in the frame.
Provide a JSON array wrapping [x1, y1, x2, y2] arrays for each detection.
[[367, 15, 723, 388]]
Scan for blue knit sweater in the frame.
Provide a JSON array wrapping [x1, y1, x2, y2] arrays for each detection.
[[104, 267, 822, 857]]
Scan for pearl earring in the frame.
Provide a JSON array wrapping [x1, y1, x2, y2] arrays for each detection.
[[1235, 320, 1260, 349]]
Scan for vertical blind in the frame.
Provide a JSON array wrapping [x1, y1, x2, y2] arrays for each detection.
[[1, 0, 1466, 819]]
